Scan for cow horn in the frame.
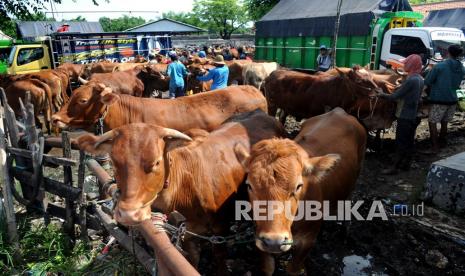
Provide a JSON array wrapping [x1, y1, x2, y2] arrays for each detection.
[[78, 76, 89, 84], [159, 127, 192, 141], [94, 130, 117, 148]]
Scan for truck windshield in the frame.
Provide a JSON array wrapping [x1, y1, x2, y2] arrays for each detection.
[[8, 46, 17, 67], [432, 40, 465, 60]]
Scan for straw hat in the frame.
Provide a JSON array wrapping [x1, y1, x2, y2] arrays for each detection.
[[213, 55, 225, 65]]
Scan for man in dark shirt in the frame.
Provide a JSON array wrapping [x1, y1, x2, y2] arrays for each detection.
[[379, 54, 424, 174]]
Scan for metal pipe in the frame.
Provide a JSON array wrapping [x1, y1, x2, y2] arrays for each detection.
[[85, 158, 113, 185], [138, 219, 200, 276]]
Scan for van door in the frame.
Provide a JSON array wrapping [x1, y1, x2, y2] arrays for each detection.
[[380, 30, 431, 69], [8, 45, 51, 74]]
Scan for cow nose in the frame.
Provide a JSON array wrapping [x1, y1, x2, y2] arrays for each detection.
[[258, 234, 292, 253]]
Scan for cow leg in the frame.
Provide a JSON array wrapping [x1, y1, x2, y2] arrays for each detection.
[[258, 250, 275, 276]]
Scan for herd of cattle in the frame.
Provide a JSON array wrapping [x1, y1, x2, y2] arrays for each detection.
[[0, 57, 407, 275]]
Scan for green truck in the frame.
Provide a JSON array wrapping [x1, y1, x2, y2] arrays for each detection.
[[255, 0, 465, 70], [0, 40, 13, 74]]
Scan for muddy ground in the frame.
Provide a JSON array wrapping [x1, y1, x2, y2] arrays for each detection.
[[41, 112, 465, 275]]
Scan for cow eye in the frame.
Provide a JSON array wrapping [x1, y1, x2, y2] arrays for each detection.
[[79, 98, 89, 104], [296, 183, 303, 193], [245, 181, 252, 191]]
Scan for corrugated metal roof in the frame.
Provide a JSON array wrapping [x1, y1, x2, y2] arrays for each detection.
[[126, 18, 206, 33], [16, 21, 103, 38], [424, 8, 465, 34]]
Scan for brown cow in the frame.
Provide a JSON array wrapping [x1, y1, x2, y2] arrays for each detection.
[[52, 85, 268, 132], [79, 68, 144, 97], [226, 59, 253, 85], [80, 61, 119, 79], [57, 63, 85, 82], [136, 64, 169, 97], [234, 108, 367, 275], [23, 70, 69, 112], [265, 68, 388, 130], [5, 79, 53, 133], [112, 62, 148, 72], [77, 110, 285, 269], [186, 63, 214, 93]]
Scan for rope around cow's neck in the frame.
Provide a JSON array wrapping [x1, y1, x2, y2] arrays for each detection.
[[357, 95, 379, 121]]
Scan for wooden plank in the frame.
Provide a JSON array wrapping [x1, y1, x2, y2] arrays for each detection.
[[7, 147, 78, 167], [0, 103, 19, 248], [46, 203, 103, 231], [77, 150, 88, 242], [10, 168, 81, 201], [44, 136, 80, 150], [62, 131, 75, 241]]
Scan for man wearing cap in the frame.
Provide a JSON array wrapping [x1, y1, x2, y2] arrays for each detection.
[[196, 55, 229, 90], [166, 53, 188, 99], [317, 45, 332, 72], [379, 54, 424, 174], [424, 44, 465, 153]]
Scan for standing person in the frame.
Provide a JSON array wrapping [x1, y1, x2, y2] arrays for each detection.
[[379, 54, 424, 174], [424, 45, 465, 153], [316, 45, 331, 72], [167, 53, 188, 99], [238, 46, 247, 59], [196, 55, 229, 90]]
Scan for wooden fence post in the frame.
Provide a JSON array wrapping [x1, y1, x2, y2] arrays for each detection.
[[62, 131, 75, 243], [77, 150, 88, 242], [0, 104, 18, 248]]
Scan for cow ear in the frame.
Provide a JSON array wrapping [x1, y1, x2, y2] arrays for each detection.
[[234, 143, 250, 171], [302, 154, 340, 182], [100, 89, 119, 105], [77, 133, 113, 155]]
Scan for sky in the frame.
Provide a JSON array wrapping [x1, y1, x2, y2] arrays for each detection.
[[43, 0, 195, 22]]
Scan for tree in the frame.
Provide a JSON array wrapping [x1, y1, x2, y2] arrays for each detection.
[[99, 15, 146, 32], [162, 11, 206, 30], [193, 0, 249, 39], [244, 0, 279, 21], [68, 16, 86, 22]]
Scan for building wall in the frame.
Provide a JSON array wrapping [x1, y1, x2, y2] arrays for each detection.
[[412, 0, 465, 17]]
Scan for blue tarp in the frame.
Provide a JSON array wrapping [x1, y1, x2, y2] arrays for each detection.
[[16, 21, 103, 39]]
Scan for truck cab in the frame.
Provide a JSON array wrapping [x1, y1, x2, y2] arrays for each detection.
[[379, 27, 465, 69], [7, 43, 52, 74]]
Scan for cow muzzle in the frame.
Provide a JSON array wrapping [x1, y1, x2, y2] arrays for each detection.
[[51, 115, 69, 129], [256, 232, 293, 253], [114, 205, 151, 226]]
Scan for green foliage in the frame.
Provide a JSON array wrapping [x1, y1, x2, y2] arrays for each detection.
[[162, 11, 207, 30], [0, 220, 94, 275], [193, 0, 249, 39], [99, 15, 146, 32], [244, 0, 279, 21], [67, 15, 87, 22]]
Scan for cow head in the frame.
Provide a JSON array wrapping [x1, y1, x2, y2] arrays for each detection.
[[77, 123, 192, 226], [51, 83, 117, 130], [235, 139, 340, 254], [335, 67, 382, 97]]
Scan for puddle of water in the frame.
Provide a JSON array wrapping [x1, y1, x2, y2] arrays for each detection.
[[342, 254, 388, 276]]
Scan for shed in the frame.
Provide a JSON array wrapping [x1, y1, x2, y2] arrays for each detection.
[[256, 0, 413, 38], [126, 18, 206, 35]]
